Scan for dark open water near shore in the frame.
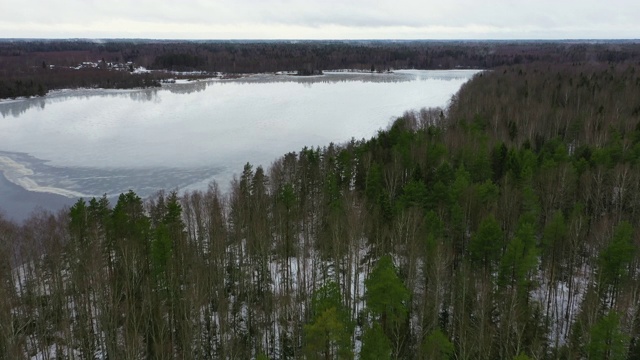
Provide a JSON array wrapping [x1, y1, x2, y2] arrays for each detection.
[[0, 174, 76, 223]]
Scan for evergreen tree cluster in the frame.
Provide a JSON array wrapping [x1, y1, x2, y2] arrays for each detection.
[[3, 39, 640, 99], [1, 61, 640, 358]]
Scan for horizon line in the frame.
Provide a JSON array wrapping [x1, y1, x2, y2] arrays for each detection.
[[1, 38, 639, 42]]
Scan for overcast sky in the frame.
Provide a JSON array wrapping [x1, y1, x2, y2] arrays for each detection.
[[1, 0, 638, 40]]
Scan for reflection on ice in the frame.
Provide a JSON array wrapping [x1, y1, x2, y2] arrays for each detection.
[[0, 97, 47, 118], [0, 70, 478, 117], [0, 70, 480, 199]]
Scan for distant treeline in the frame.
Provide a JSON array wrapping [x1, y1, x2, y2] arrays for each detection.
[[0, 69, 161, 99], [2, 40, 640, 99], [1, 61, 639, 359], [152, 53, 207, 71]]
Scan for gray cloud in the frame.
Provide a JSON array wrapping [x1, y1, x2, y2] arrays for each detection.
[[1, 0, 639, 39]]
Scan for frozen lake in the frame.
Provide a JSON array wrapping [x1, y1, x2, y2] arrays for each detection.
[[0, 70, 479, 208]]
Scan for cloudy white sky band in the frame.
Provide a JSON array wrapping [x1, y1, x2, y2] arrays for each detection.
[[1, 0, 639, 39]]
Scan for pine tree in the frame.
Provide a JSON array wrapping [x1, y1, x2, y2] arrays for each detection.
[[365, 255, 410, 358], [422, 329, 454, 360], [469, 215, 503, 274], [587, 312, 629, 360], [360, 323, 392, 360], [304, 282, 353, 359]]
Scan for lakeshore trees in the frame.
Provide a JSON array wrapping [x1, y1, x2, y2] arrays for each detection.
[[1, 61, 640, 358], [3, 39, 640, 99]]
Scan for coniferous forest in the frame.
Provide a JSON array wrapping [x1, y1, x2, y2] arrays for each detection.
[[2, 40, 640, 99], [2, 60, 640, 359]]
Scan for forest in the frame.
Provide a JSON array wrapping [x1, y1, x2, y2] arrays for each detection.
[[2, 39, 640, 99], [1, 58, 640, 359]]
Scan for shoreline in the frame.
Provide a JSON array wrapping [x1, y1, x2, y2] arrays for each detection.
[[0, 173, 76, 223]]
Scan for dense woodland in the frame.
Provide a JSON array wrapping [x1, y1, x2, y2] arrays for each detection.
[[2, 57, 640, 359], [2, 39, 640, 99]]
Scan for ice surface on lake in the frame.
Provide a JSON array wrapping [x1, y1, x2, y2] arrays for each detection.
[[0, 70, 479, 199]]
